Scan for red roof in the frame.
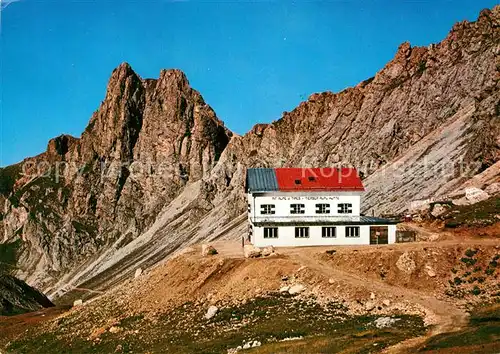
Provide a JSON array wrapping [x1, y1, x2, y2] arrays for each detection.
[[274, 167, 364, 192]]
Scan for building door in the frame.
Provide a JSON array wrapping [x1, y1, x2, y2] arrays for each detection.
[[370, 226, 388, 244]]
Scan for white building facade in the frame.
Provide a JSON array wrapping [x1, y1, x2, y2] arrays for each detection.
[[246, 168, 397, 248]]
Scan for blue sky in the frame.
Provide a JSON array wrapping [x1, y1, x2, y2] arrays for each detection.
[[0, 0, 497, 166]]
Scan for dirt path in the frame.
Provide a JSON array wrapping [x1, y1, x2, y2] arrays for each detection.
[[294, 250, 468, 329], [403, 223, 458, 242], [288, 249, 468, 353], [207, 227, 499, 353], [69, 287, 104, 295]]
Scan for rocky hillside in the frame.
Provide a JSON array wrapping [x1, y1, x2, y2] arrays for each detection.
[[2, 238, 499, 353], [0, 6, 499, 296], [0, 274, 54, 316]]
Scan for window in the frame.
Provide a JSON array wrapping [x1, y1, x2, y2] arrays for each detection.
[[315, 203, 330, 214], [247, 203, 251, 213], [322, 227, 336, 238], [308, 176, 316, 182], [295, 227, 309, 238], [260, 204, 275, 215], [294, 179, 302, 185], [338, 203, 353, 214], [290, 204, 305, 214], [264, 227, 278, 239], [346, 226, 360, 238]]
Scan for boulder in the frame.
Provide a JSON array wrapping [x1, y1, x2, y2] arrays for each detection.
[[396, 252, 416, 274], [108, 326, 122, 334], [202, 244, 218, 256], [279, 286, 290, 293], [428, 233, 440, 242], [425, 265, 437, 277], [73, 299, 83, 307], [485, 182, 500, 195], [244, 245, 261, 258], [288, 284, 306, 295], [261, 246, 274, 257], [465, 187, 490, 204], [134, 268, 143, 278], [382, 299, 391, 307], [365, 301, 376, 311], [205, 305, 219, 320], [373, 317, 400, 329]]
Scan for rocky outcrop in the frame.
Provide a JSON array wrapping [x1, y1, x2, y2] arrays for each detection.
[[0, 6, 498, 296], [0, 274, 54, 315]]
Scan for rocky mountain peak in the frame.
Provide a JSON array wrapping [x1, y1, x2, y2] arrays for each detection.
[[0, 62, 233, 288], [46, 135, 78, 161], [158, 68, 189, 86], [395, 41, 412, 60], [106, 62, 142, 100]]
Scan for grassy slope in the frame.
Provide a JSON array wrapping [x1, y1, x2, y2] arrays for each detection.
[[441, 197, 500, 228], [414, 303, 500, 353], [5, 295, 425, 354]]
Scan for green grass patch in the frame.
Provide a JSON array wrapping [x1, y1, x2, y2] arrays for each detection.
[[465, 249, 478, 258], [461, 257, 477, 266], [471, 286, 482, 296], [416, 60, 427, 76]]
